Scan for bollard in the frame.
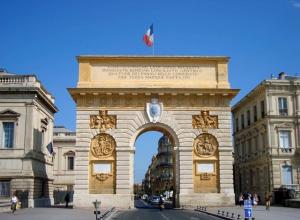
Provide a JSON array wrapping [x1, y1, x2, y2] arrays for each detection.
[[231, 213, 235, 218], [237, 214, 241, 220], [222, 211, 225, 216], [204, 207, 207, 211], [226, 212, 229, 217], [218, 210, 220, 215], [92, 200, 101, 220]]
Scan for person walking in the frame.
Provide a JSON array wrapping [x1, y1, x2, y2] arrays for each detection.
[[64, 192, 70, 208], [239, 193, 244, 207], [265, 192, 272, 210], [10, 192, 18, 214], [253, 193, 259, 207], [159, 196, 164, 211]]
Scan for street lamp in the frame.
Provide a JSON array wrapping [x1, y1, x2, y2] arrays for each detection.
[[93, 200, 101, 220]]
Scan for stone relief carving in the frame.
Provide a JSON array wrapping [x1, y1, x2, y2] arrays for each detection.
[[199, 172, 216, 181], [94, 173, 112, 182], [194, 133, 218, 157], [200, 173, 210, 180], [90, 133, 115, 158], [90, 110, 116, 132], [192, 111, 218, 129]]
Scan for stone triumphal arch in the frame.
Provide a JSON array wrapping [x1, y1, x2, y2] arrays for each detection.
[[68, 56, 238, 208]]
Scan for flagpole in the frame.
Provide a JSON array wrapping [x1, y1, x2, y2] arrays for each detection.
[[152, 42, 155, 56]]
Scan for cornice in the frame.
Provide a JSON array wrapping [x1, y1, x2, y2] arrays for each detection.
[[76, 55, 230, 63]]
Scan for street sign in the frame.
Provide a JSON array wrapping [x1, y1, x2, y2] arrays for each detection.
[[244, 208, 253, 218], [244, 199, 252, 208], [244, 199, 253, 219]]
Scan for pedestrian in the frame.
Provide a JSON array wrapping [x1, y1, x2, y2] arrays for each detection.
[[253, 193, 259, 207], [10, 192, 18, 214], [159, 196, 164, 211], [65, 192, 70, 208], [239, 193, 244, 207], [265, 192, 272, 210]]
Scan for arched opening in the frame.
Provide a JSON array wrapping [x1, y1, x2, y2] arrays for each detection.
[[132, 125, 177, 209]]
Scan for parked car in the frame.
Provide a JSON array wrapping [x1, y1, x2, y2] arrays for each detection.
[[150, 196, 160, 205]]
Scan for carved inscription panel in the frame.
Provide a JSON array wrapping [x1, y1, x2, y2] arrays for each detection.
[[88, 64, 218, 88]]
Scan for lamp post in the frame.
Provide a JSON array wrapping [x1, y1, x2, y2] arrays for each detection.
[[93, 200, 101, 220]]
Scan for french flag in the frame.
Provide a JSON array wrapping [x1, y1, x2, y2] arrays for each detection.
[[143, 24, 154, 47]]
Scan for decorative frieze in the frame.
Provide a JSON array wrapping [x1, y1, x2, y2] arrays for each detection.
[[94, 173, 113, 182], [90, 110, 116, 132], [192, 110, 218, 130]]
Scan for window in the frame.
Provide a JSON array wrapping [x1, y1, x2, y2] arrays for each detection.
[[247, 139, 252, 155], [278, 97, 288, 115], [260, 100, 265, 118], [67, 156, 74, 170], [241, 114, 245, 129], [279, 131, 292, 149], [253, 105, 257, 122], [235, 118, 239, 132], [247, 110, 251, 126], [282, 165, 293, 185], [2, 122, 14, 148], [0, 181, 10, 197]]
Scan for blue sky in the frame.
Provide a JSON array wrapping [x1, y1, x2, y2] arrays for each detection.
[[1, 0, 300, 183]]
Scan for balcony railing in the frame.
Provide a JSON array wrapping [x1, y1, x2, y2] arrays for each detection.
[[0, 75, 37, 86], [270, 147, 295, 156]]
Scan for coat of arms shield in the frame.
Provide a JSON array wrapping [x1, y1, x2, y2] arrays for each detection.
[[146, 98, 163, 123]]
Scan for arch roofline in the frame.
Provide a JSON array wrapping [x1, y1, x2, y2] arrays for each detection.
[[129, 122, 180, 149]]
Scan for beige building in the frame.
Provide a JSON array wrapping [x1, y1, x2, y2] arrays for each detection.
[[232, 72, 300, 203], [0, 69, 57, 207], [68, 55, 238, 208], [143, 134, 174, 196], [53, 126, 76, 191]]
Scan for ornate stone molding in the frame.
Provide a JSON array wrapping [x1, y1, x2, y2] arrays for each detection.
[[194, 133, 218, 157], [192, 111, 218, 131], [200, 172, 216, 180], [94, 173, 112, 181], [200, 173, 210, 180], [90, 133, 115, 158], [90, 110, 116, 132]]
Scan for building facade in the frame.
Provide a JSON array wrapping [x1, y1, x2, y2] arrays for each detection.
[[69, 56, 238, 208], [52, 126, 76, 204], [0, 69, 57, 207], [53, 126, 76, 191], [143, 135, 174, 196], [232, 72, 300, 203]]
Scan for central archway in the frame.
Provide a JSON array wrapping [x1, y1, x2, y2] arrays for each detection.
[[131, 123, 180, 207]]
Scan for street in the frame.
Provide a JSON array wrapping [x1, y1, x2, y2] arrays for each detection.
[[112, 199, 219, 220]]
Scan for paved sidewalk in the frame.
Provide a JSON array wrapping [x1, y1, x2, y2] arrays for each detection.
[[203, 205, 300, 220], [0, 207, 110, 220]]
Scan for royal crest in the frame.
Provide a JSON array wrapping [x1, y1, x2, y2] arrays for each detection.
[[146, 98, 163, 123]]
